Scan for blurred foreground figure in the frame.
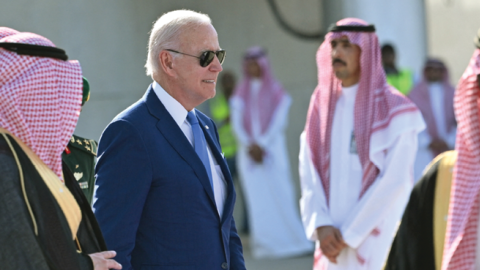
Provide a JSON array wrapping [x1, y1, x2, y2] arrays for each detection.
[[93, 10, 246, 270], [409, 59, 456, 181], [300, 19, 424, 269], [230, 47, 312, 258], [382, 44, 414, 95], [385, 28, 480, 270], [0, 27, 120, 270]]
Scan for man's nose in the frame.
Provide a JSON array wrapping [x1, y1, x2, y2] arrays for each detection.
[[208, 56, 223, 72], [331, 47, 340, 58]]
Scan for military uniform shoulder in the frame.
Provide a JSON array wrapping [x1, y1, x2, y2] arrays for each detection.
[[67, 134, 98, 156]]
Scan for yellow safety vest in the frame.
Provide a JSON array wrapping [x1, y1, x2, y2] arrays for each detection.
[[210, 93, 237, 158], [386, 69, 413, 95]]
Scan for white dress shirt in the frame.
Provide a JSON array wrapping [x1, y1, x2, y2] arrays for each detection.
[[152, 81, 227, 217]]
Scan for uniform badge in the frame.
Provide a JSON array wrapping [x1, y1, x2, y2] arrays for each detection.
[[76, 139, 83, 145], [71, 136, 75, 143], [74, 172, 83, 181], [79, 182, 88, 189]]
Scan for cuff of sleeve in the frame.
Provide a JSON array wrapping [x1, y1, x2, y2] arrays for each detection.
[[304, 212, 333, 241], [341, 229, 363, 249]]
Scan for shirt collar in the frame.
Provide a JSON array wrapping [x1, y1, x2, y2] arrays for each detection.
[[152, 81, 193, 128], [341, 83, 359, 98]]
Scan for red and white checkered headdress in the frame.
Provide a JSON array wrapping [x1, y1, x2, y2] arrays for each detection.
[[442, 48, 480, 270], [233, 46, 286, 137], [0, 30, 83, 179], [408, 58, 456, 157], [305, 18, 419, 204]]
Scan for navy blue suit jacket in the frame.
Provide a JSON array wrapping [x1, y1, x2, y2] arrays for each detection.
[[94, 86, 246, 270]]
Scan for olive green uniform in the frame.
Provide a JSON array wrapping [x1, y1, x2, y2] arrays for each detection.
[[62, 134, 97, 204]]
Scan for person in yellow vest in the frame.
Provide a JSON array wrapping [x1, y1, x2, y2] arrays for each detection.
[[382, 44, 414, 95], [210, 71, 237, 176]]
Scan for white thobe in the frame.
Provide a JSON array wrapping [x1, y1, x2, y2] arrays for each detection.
[[299, 84, 424, 269], [414, 83, 457, 181], [230, 81, 313, 258], [153, 81, 227, 216]]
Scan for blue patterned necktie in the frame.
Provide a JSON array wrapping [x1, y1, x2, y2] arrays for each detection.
[[186, 111, 213, 189]]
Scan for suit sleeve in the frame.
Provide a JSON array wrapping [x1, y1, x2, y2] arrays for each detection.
[[93, 120, 153, 270], [229, 217, 247, 270]]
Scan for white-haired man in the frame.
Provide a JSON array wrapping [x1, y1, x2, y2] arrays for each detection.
[[94, 10, 246, 270]]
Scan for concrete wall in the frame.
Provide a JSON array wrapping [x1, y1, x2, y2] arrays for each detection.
[[1, 0, 323, 195], [426, 0, 480, 83]]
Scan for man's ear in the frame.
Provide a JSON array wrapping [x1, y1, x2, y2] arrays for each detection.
[[159, 50, 175, 76]]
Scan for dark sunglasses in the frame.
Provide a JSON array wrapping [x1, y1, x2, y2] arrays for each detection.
[[166, 49, 226, 67], [0, 42, 68, 60]]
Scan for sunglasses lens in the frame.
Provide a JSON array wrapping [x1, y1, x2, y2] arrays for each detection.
[[200, 50, 226, 67], [216, 50, 226, 65], [200, 51, 216, 67]]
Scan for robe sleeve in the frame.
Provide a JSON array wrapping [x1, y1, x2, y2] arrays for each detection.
[[230, 97, 251, 146], [299, 132, 334, 241], [255, 95, 292, 147], [339, 130, 417, 249], [0, 153, 51, 270]]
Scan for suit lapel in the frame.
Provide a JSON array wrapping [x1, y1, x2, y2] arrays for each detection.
[[145, 86, 216, 207], [198, 117, 235, 224]]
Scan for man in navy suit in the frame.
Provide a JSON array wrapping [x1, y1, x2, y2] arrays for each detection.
[[93, 10, 246, 270]]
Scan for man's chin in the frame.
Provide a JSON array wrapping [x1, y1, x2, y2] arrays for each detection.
[[334, 71, 347, 80]]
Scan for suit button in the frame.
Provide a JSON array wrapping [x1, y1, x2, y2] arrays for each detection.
[[221, 262, 228, 269]]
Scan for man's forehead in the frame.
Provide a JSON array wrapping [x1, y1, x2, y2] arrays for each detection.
[[330, 35, 351, 43], [184, 26, 219, 51]]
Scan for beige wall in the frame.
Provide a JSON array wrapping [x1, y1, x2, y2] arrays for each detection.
[[1, 0, 322, 191], [426, 0, 480, 83]]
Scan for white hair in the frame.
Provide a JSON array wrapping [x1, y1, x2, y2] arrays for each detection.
[[145, 10, 212, 77]]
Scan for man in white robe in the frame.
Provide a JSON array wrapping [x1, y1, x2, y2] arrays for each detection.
[[230, 46, 312, 258], [408, 59, 457, 181], [299, 18, 425, 269]]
